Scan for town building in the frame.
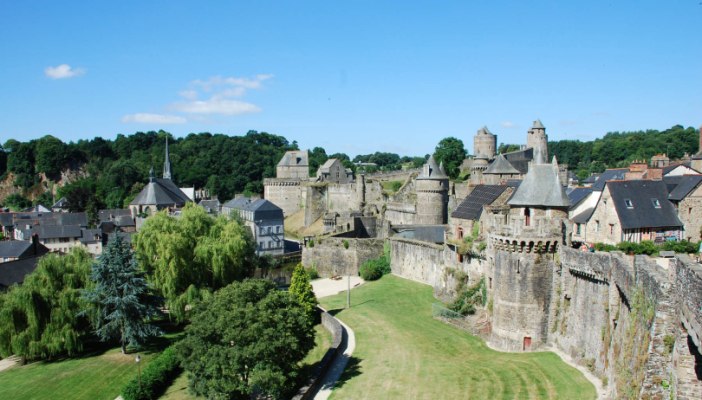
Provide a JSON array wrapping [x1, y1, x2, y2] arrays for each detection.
[[222, 197, 285, 256]]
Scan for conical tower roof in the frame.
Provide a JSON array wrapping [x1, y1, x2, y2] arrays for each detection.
[[418, 155, 448, 179], [532, 119, 545, 129], [484, 154, 519, 175], [508, 156, 569, 208]]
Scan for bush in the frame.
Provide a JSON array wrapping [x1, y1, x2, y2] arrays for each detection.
[[308, 239, 314, 248], [343, 240, 349, 249], [122, 346, 182, 400], [305, 266, 319, 280], [359, 261, 383, 281]]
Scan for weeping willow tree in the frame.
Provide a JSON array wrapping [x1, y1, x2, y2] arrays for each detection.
[[0, 248, 93, 361], [133, 203, 256, 322]]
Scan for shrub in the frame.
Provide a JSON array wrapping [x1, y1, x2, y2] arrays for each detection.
[[343, 240, 349, 249], [450, 276, 486, 316], [305, 266, 319, 280], [663, 334, 675, 354], [122, 346, 182, 400], [308, 239, 314, 248], [359, 261, 383, 281]]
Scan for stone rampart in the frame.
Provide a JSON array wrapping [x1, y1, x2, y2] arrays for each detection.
[[327, 183, 358, 212], [301, 237, 384, 277]]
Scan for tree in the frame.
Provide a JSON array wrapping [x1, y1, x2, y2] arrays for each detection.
[[133, 203, 256, 321], [434, 137, 466, 179], [83, 234, 161, 354], [0, 249, 93, 361], [177, 279, 315, 399], [289, 263, 318, 322], [3, 193, 31, 210]]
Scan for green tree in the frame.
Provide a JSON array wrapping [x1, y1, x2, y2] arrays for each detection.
[[0, 249, 93, 361], [83, 234, 162, 354], [177, 279, 315, 399], [434, 137, 466, 179], [133, 203, 256, 321], [34, 135, 68, 179], [3, 193, 31, 210], [289, 263, 318, 322]]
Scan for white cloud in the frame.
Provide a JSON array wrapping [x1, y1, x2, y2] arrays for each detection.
[[171, 98, 261, 115], [121, 113, 187, 124], [44, 64, 85, 79], [500, 121, 516, 128], [178, 90, 198, 100]]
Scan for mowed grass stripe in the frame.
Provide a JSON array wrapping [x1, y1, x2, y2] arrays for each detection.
[[320, 274, 595, 400]]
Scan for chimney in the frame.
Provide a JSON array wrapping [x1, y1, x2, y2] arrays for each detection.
[[32, 233, 39, 255]]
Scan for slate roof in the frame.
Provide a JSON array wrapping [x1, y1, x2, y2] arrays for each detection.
[[567, 187, 593, 209], [668, 175, 702, 201], [52, 197, 69, 209], [130, 178, 190, 207], [223, 198, 283, 221], [417, 155, 448, 179], [37, 225, 83, 240], [99, 209, 131, 223], [318, 158, 339, 173], [198, 199, 221, 213], [582, 174, 601, 184], [484, 154, 520, 175], [607, 180, 682, 230], [79, 229, 102, 244], [277, 150, 308, 167], [0, 241, 49, 259], [572, 207, 596, 224], [508, 159, 570, 208], [0, 213, 12, 227], [663, 175, 686, 193], [593, 169, 628, 191], [391, 225, 446, 244], [502, 147, 533, 174], [532, 119, 545, 129], [0, 256, 42, 290], [451, 185, 508, 220]]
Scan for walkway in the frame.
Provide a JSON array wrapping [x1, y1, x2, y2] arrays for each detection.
[[0, 356, 19, 373], [310, 277, 362, 400]]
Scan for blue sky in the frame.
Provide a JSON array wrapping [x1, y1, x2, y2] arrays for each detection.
[[1, 1, 700, 157]]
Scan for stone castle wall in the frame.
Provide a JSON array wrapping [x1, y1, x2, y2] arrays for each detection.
[[326, 183, 359, 212], [263, 179, 304, 217], [301, 237, 384, 277]]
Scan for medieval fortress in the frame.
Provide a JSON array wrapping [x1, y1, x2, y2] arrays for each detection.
[[264, 121, 702, 399]]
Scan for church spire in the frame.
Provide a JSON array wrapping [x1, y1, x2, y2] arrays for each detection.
[[163, 136, 172, 180]]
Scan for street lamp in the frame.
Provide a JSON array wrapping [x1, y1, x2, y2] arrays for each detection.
[[135, 354, 142, 393]]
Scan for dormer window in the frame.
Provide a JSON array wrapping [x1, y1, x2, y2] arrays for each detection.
[[651, 199, 661, 208], [624, 199, 633, 208]]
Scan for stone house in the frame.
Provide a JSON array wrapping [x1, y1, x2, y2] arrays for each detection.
[[316, 158, 353, 184], [575, 180, 682, 245], [0, 239, 49, 263], [667, 175, 702, 242], [222, 197, 284, 256]]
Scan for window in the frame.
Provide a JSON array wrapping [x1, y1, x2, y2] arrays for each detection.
[[595, 220, 600, 232], [651, 199, 661, 208], [259, 242, 264, 249], [625, 199, 633, 208], [576, 224, 581, 234], [609, 224, 614, 235], [524, 208, 531, 226]]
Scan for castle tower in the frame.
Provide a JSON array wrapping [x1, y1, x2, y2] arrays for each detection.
[[691, 125, 702, 173], [473, 126, 497, 159], [469, 155, 489, 185], [526, 120, 548, 164], [487, 156, 569, 351], [163, 136, 172, 180], [415, 156, 449, 224]]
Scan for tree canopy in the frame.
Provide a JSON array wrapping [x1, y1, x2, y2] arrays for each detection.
[[83, 234, 161, 354], [0, 248, 93, 361], [133, 203, 256, 322], [177, 279, 315, 399], [289, 263, 318, 322], [434, 137, 466, 179]]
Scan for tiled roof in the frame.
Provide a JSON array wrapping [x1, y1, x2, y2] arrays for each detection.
[[592, 169, 628, 191], [508, 159, 570, 208], [607, 180, 682, 230], [451, 185, 508, 220], [668, 175, 702, 201]]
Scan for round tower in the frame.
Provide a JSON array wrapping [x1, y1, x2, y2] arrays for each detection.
[[415, 156, 449, 225], [526, 120, 548, 164], [470, 155, 489, 185], [473, 126, 496, 159]]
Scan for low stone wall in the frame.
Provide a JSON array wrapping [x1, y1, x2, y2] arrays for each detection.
[[302, 238, 384, 277], [292, 308, 343, 400]]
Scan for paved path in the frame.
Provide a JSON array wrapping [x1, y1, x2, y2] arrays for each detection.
[[0, 356, 19, 372], [313, 315, 356, 400], [310, 277, 362, 400]]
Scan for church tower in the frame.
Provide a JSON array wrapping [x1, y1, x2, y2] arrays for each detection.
[[526, 120, 548, 164], [163, 136, 172, 180]]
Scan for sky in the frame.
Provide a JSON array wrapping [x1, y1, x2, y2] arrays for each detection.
[[0, 1, 700, 157]]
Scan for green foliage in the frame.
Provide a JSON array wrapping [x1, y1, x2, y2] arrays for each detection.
[[0, 249, 93, 360], [359, 253, 390, 281], [381, 180, 403, 194], [3, 193, 31, 210], [289, 263, 318, 322], [450, 276, 486, 316], [34, 135, 69, 179], [122, 346, 181, 400], [353, 152, 404, 171], [434, 137, 466, 179], [661, 240, 699, 254], [663, 334, 675, 354], [133, 203, 256, 322], [305, 266, 319, 280], [82, 234, 162, 353], [343, 239, 350, 249], [177, 279, 315, 399], [497, 143, 521, 154], [58, 177, 104, 226], [308, 146, 328, 176]]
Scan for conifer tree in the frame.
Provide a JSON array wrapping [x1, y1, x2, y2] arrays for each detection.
[[289, 263, 317, 322], [83, 234, 161, 354]]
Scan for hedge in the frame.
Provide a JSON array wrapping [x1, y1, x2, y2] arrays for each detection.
[[122, 346, 182, 400]]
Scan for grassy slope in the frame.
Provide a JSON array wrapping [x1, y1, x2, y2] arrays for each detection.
[[0, 348, 157, 400], [320, 274, 596, 400]]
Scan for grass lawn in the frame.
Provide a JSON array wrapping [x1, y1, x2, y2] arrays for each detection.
[[160, 323, 332, 400], [320, 274, 597, 400], [0, 347, 158, 400]]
